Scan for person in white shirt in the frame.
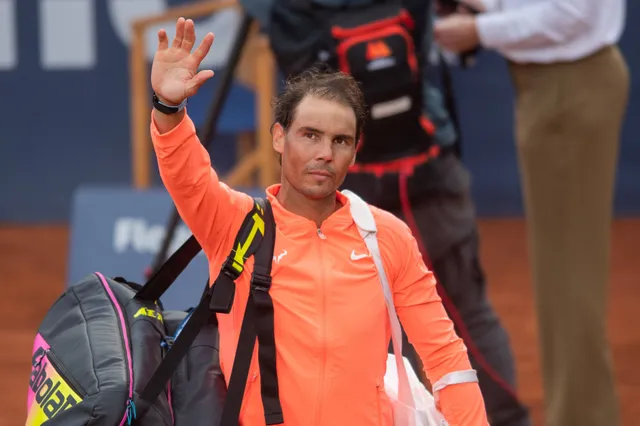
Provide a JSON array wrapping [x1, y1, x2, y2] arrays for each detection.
[[431, 1, 629, 426]]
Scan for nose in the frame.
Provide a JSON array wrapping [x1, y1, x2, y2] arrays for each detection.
[[315, 138, 333, 162]]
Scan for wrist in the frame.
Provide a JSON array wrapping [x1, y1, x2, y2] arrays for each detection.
[[153, 107, 186, 135], [152, 92, 187, 116], [155, 93, 183, 106]]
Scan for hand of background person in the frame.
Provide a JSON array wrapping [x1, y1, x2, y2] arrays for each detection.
[[151, 17, 215, 106], [433, 14, 481, 54]]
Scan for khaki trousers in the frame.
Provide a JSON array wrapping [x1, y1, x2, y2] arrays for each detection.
[[508, 45, 630, 426]]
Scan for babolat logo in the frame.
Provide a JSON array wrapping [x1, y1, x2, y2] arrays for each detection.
[[27, 347, 83, 423], [134, 307, 164, 323]]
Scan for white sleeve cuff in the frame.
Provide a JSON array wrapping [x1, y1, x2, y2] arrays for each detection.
[[475, 12, 512, 50], [432, 369, 479, 393]]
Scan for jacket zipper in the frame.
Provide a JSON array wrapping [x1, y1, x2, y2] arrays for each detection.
[[314, 228, 327, 425], [43, 348, 88, 398]]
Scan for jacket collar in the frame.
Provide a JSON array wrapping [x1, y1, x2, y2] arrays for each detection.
[[265, 184, 354, 237]]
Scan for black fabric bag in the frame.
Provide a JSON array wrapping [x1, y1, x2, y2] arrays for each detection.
[[26, 197, 284, 426]]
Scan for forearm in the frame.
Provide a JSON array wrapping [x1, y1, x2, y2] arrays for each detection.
[[437, 381, 489, 426], [476, 0, 594, 50], [150, 110, 237, 257], [153, 107, 186, 134], [397, 283, 489, 425], [396, 287, 473, 383]]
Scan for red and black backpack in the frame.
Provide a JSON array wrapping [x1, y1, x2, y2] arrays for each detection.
[[269, 0, 435, 165]]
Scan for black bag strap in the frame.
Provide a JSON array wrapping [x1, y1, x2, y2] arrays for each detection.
[[135, 194, 267, 303], [134, 198, 282, 424], [134, 234, 201, 303], [220, 199, 284, 425]]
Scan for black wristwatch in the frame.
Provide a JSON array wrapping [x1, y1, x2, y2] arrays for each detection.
[[152, 92, 187, 115]]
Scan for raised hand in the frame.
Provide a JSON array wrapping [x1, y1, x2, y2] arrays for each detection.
[[151, 17, 215, 106]]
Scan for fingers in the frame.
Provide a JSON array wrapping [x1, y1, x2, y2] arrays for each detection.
[[181, 19, 196, 52], [157, 29, 168, 50], [192, 32, 215, 65], [185, 70, 215, 97], [172, 17, 185, 49]]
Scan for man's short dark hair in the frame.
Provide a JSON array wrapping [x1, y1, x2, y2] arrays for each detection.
[[271, 66, 367, 143]]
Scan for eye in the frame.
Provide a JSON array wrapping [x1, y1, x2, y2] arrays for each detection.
[[334, 137, 349, 145], [304, 132, 318, 140]]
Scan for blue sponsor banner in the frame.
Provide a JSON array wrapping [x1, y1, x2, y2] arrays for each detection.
[[67, 185, 266, 310]]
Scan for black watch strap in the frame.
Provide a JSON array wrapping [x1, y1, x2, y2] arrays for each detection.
[[153, 92, 187, 115]]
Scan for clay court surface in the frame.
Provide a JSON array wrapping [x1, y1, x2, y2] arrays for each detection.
[[1, 219, 638, 425]]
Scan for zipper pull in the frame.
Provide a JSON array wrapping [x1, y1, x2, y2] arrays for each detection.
[[161, 336, 175, 349], [126, 399, 137, 425], [317, 229, 327, 240]]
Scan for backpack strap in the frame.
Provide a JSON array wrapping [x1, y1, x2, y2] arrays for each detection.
[[343, 189, 479, 405], [134, 198, 283, 425], [221, 198, 284, 425], [341, 189, 415, 409]]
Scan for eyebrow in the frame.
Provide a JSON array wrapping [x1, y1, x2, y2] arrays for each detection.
[[298, 126, 355, 141]]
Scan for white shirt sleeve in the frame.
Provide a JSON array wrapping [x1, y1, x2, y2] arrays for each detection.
[[476, 0, 597, 50], [477, 0, 501, 12]]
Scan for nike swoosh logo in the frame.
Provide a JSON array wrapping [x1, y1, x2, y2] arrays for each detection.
[[351, 250, 370, 261]]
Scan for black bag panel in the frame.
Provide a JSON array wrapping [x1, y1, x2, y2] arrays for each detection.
[[99, 275, 173, 422], [129, 318, 173, 424], [268, 0, 325, 78], [115, 290, 173, 424], [164, 310, 227, 426], [134, 402, 174, 426]]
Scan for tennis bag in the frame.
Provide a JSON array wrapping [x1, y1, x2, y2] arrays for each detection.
[[26, 197, 282, 425]]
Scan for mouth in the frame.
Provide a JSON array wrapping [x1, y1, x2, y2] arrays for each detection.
[[308, 170, 333, 178]]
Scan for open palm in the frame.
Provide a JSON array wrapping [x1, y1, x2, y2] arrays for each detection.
[[151, 17, 215, 106]]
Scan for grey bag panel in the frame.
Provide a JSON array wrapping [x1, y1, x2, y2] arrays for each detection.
[[72, 275, 130, 394], [37, 274, 128, 397], [165, 311, 227, 425], [27, 274, 130, 424]]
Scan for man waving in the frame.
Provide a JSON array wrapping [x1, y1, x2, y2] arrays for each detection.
[[150, 17, 489, 425]]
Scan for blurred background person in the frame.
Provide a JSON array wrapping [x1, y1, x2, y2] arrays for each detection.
[[243, 0, 532, 424], [433, 1, 630, 426]]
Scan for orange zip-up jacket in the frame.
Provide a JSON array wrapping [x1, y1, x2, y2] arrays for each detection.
[[150, 111, 489, 426]]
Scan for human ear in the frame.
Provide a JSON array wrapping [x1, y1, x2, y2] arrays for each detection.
[[272, 123, 285, 155]]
